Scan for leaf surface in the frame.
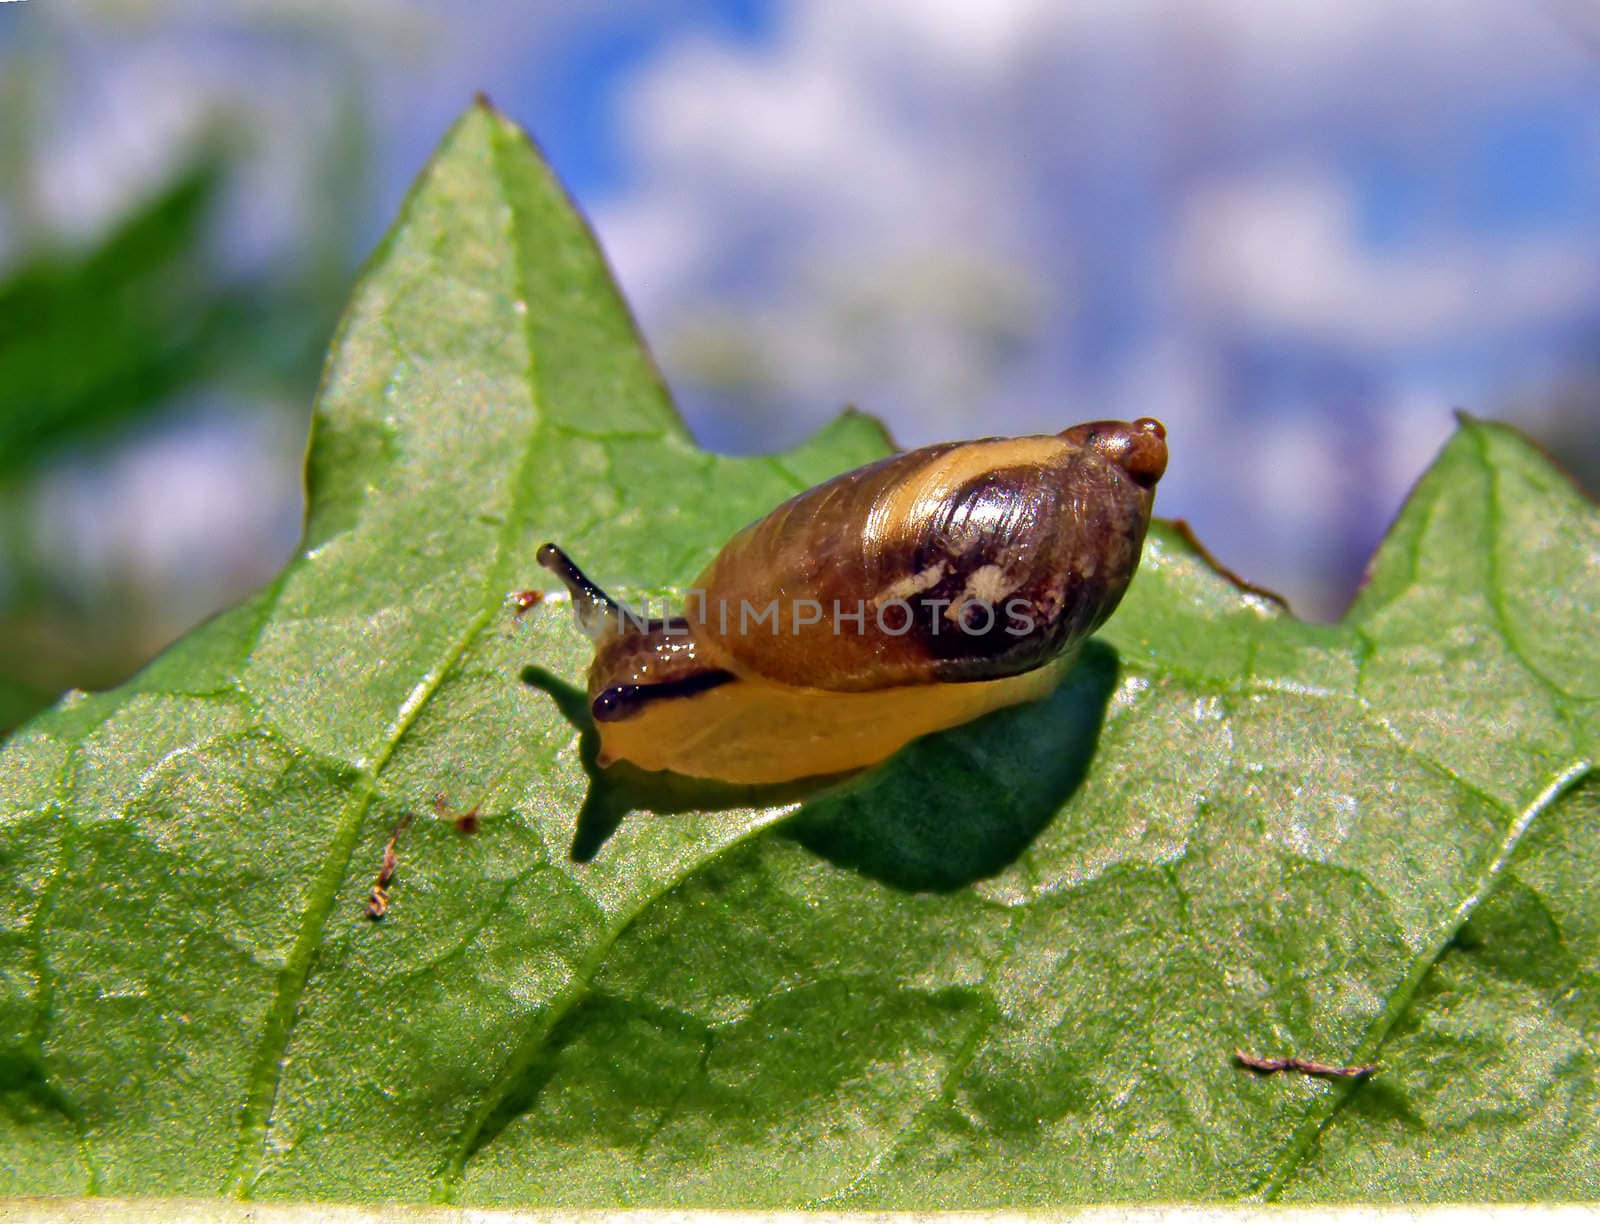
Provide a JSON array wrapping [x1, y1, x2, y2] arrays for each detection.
[[1, 104, 1595, 1207]]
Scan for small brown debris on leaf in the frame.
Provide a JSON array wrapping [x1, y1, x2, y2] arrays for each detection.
[[1235, 1049, 1378, 1078], [364, 813, 414, 921], [508, 588, 544, 617], [434, 793, 482, 834]]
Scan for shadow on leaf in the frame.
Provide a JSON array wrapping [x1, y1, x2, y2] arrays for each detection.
[[0, 1047, 80, 1129], [785, 640, 1119, 891]]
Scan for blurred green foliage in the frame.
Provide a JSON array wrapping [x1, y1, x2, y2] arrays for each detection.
[[1, 158, 233, 477], [0, 151, 346, 734]]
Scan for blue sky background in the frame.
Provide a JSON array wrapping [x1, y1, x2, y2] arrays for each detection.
[[3, 0, 1599, 651]]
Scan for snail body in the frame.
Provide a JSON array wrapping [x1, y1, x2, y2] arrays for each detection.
[[539, 417, 1166, 785]]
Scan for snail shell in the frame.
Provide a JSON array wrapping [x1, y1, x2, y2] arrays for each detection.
[[539, 417, 1165, 784]]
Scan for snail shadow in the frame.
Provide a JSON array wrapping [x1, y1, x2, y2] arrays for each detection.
[[519, 666, 846, 862], [524, 641, 1118, 881], [784, 640, 1119, 891]]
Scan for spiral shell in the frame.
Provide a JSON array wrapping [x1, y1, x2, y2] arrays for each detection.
[[538, 417, 1165, 783]]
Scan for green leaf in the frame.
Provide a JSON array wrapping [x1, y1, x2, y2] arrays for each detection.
[[0, 158, 228, 477], [1, 102, 1595, 1209]]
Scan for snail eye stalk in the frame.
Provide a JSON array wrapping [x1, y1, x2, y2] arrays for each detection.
[[537, 542, 619, 637]]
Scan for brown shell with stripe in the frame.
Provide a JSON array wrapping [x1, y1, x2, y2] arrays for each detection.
[[684, 418, 1167, 690]]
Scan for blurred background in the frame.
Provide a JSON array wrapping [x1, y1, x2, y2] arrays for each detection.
[[1, 0, 1598, 732]]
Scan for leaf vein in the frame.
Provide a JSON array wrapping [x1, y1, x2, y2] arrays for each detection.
[[225, 134, 558, 1197], [1250, 757, 1593, 1201]]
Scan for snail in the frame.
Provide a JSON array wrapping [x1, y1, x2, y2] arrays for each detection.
[[537, 417, 1166, 785]]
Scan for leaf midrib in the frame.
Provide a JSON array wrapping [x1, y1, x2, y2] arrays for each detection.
[[224, 125, 556, 1197]]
